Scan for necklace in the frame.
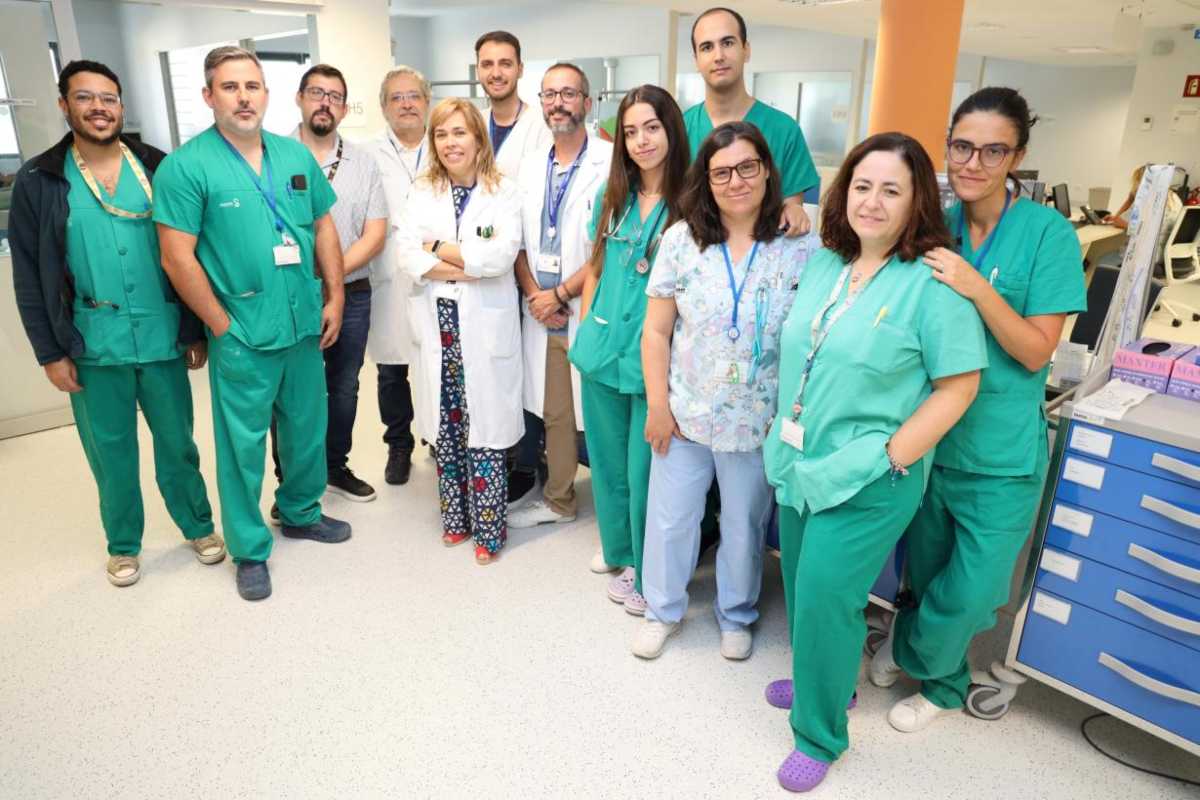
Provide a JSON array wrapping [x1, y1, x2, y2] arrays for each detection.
[[638, 188, 661, 197]]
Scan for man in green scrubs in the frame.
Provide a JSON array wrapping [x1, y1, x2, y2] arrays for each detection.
[[684, 7, 820, 235], [154, 46, 350, 601], [10, 60, 223, 588]]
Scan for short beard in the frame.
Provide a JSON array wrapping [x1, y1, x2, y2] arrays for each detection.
[[308, 113, 335, 136], [546, 107, 585, 135], [486, 83, 516, 103], [70, 112, 122, 145]]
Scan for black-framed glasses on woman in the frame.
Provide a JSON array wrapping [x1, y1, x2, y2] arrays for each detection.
[[708, 158, 763, 185], [303, 86, 346, 106], [946, 139, 1015, 168]]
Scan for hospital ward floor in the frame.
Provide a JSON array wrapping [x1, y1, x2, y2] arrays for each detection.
[[2, 365, 1197, 799]]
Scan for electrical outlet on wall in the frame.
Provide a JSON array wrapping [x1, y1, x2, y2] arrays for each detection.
[[1140, 115, 1153, 130]]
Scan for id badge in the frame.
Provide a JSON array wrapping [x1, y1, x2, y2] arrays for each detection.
[[780, 418, 805, 451], [538, 254, 561, 275], [274, 244, 301, 266], [714, 359, 751, 384]]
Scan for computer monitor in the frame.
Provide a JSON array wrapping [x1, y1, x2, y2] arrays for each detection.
[[1017, 179, 1045, 204], [1052, 183, 1071, 218], [1013, 169, 1039, 181]]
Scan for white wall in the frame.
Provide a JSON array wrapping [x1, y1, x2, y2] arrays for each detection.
[[389, 14, 430, 76], [72, 0, 130, 82], [980, 58, 1134, 210], [1113, 26, 1200, 205]]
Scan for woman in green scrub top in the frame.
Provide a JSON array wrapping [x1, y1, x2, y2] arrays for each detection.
[[570, 85, 689, 613], [762, 133, 987, 793], [874, 88, 1087, 734]]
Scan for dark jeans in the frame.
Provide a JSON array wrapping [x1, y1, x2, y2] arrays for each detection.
[[272, 286, 371, 480], [377, 363, 415, 455]]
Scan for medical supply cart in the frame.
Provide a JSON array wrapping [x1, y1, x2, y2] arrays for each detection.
[[968, 392, 1200, 757]]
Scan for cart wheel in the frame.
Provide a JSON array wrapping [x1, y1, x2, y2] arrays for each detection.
[[966, 684, 1010, 721], [864, 627, 888, 657]]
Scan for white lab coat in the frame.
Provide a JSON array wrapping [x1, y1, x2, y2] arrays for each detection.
[[398, 176, 525, 450], [365, 127, 428, 365], [491, 103, 553, 181], [516, 134, 614, 429]]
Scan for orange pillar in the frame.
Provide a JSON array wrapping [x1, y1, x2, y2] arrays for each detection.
[[867, 0, 965, 170]]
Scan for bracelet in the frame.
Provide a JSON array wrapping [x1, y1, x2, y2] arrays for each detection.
[[431, 240, 442, 257], [885, 439, 909, 479], [555, 285, 570, 306]]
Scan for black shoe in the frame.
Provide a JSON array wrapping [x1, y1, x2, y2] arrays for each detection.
[[268, 503, 281, 526], [327, 467, 376, 502], [236, 561, 271, 601], [507, 469, 538, 508], [281, 514, 352, 543], [385, 449, 412, 485]]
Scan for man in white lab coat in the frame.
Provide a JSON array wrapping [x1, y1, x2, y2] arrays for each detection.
[[365, 66, 431, 485], [507, 62, 613, 529], [474, 30, 553, 180]]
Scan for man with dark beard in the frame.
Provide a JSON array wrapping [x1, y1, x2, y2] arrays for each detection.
[[266, 64, 388, 505], [9, 60, 223, 588]]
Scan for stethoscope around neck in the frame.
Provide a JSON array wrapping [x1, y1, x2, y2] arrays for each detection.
[[602, 197, 668, 273]]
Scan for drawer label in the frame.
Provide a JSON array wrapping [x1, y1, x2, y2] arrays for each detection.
[[1032, 592, 1073, 625], [1063, 457, 1106, 490], [1040, 548, 1082, 582], [1052, 504, 1094, 537], [1070, 426, 1114, 459]]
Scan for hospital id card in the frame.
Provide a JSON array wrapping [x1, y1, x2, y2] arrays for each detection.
[[538, 254, 562, 274], [274, 244, 301, 266], [780, 418, 805, 451], [714, 359, 751, 384]]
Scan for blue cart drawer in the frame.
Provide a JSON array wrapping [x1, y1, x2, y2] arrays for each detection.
[[1018, 590, 1200, 746], [1046, 501, 1200, 600], [1035, 549, 1200, 652], [1056, 455, 1200, 543], [1066, 422, 1200, 490]]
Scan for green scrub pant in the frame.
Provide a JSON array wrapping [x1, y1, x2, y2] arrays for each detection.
[[779, 463, 926, 763], [892, 448, 1048, 709], [69, 357, 213, 556], [208, 333, 326, 562], [580, 378, 650, 592]]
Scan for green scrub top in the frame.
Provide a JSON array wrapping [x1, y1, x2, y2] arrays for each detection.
[[152, 126, 336, 351], [764, 247, 988, 514], [683, 100, 819, 199], [935, 198, 1086, 476], [570, 183, 668, 394], [65, 152, 181, 366]]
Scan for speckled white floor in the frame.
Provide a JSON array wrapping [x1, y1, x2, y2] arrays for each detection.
[[2, 365, 1198, 800]]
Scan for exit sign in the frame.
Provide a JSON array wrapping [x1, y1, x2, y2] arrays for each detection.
[[1186, 75, 1200, 98]]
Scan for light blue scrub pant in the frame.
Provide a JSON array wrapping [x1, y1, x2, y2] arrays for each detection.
[[641, 438, 772, 631]]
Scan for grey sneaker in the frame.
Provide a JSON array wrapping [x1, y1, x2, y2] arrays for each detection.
[[281, 514, 352, 543], [236, 561, 271, 601]]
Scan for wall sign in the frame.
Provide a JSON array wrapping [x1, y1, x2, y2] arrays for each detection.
[[1185, 75, 1200, 98]]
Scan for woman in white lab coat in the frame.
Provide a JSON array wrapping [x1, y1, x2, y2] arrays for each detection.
[[398, 98, 524, 565]]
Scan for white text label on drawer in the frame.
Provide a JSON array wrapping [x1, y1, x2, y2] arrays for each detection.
[[1069, 426, 1113, 459], [1032, 592, 1073, 625], [1063, 457, 1106, 490], [1051, 504, 1094, 537], [1040, 549, 1082, 582]]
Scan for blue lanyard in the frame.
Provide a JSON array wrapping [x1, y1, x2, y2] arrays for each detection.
[[452, 184, 476, 237], [957, 189, 1011, 269], [720, 240, 760, 340], [544, 140, 588, 233], [489, 101, 522, 151], [219, 132, 287, 236]]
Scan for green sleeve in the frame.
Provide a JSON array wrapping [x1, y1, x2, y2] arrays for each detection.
[[1024, 216, 1087, 317], [919, 280, 989, 380], [587, 181, 607, 241], [308, 156, 337, 219], [151, 153, 204, 235], [777, 123, 819, 199]]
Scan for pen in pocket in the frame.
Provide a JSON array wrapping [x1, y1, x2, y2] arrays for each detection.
[[989, 267, 999, 285], [873, 306, 888, 328]]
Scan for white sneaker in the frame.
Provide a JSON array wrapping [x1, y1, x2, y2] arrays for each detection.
[[888, 693, 954, 732], [607, 567, 635, 603], [632, 620, 679, 659], [507, 499, 576, 529], [506, 479, 541, 513], [590, 549, 618, 574], [720, 628, 753, 660], [869, 634, 902, 688]]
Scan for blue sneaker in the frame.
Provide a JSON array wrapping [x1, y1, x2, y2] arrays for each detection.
[[281, 514, 351, 543], [236, 561, 271, 601]]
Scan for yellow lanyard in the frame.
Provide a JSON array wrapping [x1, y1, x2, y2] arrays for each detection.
[[70, 142, 153, 219]]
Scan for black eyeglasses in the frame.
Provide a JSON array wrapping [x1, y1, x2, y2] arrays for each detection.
[[303, 86, 346, 107], [538, 88, 584, 103], [946, 139, 1016, 168], [708, 158, 762, 185]]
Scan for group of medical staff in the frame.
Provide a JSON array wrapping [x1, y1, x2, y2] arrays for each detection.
[[9, 5, 1087, 793]]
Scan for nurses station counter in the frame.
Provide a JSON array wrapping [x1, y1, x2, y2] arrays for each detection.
[[977, 392, 1200, 756], [0, 253, 74, 439]]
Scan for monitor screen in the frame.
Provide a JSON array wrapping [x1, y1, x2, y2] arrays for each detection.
[[1013, 169, 1039, 181], [1017, 179, 1045, 204], [1052, 183, 1071, 218], [1175, 207, 1200, 245]]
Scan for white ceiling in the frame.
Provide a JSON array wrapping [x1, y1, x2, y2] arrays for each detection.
[[390, 0, 1200, 67]]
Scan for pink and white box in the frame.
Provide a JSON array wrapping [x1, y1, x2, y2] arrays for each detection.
[[1167, 350, 1200, 402], [1110, 339, 1195, 393]]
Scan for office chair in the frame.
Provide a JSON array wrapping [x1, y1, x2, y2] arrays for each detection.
[[1153, 205, 1200, 327]]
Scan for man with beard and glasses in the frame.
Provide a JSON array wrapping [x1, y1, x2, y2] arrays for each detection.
[[154, 46, 350, 601], [263, 64, 388, 508], [9, 60, 223, 588], [474, 30, 552, 179], [508, 63, 612, 530]]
